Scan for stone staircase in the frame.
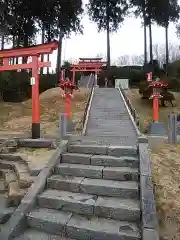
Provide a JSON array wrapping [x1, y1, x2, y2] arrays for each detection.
[[15, 142, 141, 240]]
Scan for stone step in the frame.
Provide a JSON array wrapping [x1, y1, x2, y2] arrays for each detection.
[[91, 155, 139, 168], [61, 153, 139, 168], [68, 136, 138, 147], [0, 206, 15, 224], [55, 163, 103, 179], [27, 208, 72, 235], [55, 164, 139, 181], [68, 144, 108, 155], [47, 175, 139, 199], [61, 153, 92, 165], [38, 189, 140, 221], [67, 135, 136, 146], [67, 144, 138, 156], [27, 208, 141, 240], [14, 229, 74, 240], [0, 193, 15, 224]]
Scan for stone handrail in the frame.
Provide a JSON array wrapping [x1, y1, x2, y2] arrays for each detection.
[[121, 88, 140, 128], [82, 75, 95, 128], [138, 136, 159, 240]]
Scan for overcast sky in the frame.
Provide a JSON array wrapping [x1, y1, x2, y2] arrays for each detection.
[[49, 0, 180, 70], [40, 0, 180, 70]]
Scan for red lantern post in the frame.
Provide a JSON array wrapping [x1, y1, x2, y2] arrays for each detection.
[[147, 80, 167, 135], [60, 80, 76, 120], [149, 81, 168, 122]]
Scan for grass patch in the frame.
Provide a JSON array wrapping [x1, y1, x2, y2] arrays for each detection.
[[126, 88, 180, 239], [125, 89, 180, 133], [150, 143, 180, 240], [0, 87, 89, 137]]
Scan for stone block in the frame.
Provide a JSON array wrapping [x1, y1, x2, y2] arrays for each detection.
[[80, 178, 139, 199], [55, 164, 103, 179], [38, 189, 97, 216], [0, 207, 15, 224], [103, 167, 139, 181], [27, 208, 72, 235], [47, 175, 84, 193], [0, 202, 35, 240], [18, 139, 56, 148], [21, 167, 52, 204], [14, 229, 66, 240], [2, 142, 68, 239], [91, 155, 139, 168], [108, 145, 138, 157], [147, 122, 166, 136], [68, 144, 108, 155], [140, 175, 158, 229], [142, 228, 159, 240], [65, 214, 141, 240], [94, 196, 140, 221], [139, 143, 152, 177], [61, 153, 92, 165], [138, 136, 148, 144]]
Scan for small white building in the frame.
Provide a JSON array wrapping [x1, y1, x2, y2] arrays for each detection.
[[115, 79, 129, 90]]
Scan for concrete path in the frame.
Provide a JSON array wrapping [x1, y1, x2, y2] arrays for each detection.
[[79, 75, 93, 88], [86, 88, 138, 145]]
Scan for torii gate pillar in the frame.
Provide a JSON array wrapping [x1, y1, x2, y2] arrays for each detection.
[[31, 56, 40, 138]]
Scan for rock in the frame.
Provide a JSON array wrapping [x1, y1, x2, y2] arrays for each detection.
[[6, 180, 23, 207], [4, 170, 18, 189]]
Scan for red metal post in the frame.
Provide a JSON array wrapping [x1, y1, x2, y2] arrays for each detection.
[[31, 56, 40, 138], [65, 93, 71, 120], [153, 93, 159, 122]]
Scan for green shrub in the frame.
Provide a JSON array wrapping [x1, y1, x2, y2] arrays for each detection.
[[0, 71, 58, 102]]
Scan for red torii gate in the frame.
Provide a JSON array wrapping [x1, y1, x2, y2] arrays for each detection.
[[70, 58, 106, 84], [0, 40, 58, 139]]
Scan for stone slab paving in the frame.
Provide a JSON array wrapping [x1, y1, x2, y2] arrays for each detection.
[[79, 76, 92, 88], [86, 88, 138, 145]]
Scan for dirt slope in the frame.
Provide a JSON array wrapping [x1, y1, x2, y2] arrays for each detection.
[[0, 87, 89, 137]]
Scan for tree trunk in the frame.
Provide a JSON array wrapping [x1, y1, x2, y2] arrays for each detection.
[[16, 36, 20, 64], [47, 24, 51, 74], [143, 23, 147, 65], [1, 36, 4, 50], [165, 24, 169, 74], [106, 6, 110, 69], [56, 33, 63, 85], [142, 1, 147, 64], [106, 22, 110, 68], [40, 24, 45, 75], [23, 35, 28, 64], [12, 36, 16, 64], [149, 21, 153, 63]]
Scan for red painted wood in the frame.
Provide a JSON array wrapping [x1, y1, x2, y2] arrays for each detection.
[[0, 40, 58, 136], [0, 40, 58, 58], [31, 56, 40, 123]]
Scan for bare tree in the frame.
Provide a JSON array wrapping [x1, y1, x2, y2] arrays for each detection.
[[131, 54, 144, 65], [117, 55, 131, 66], [153, 43, 180, 66]]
